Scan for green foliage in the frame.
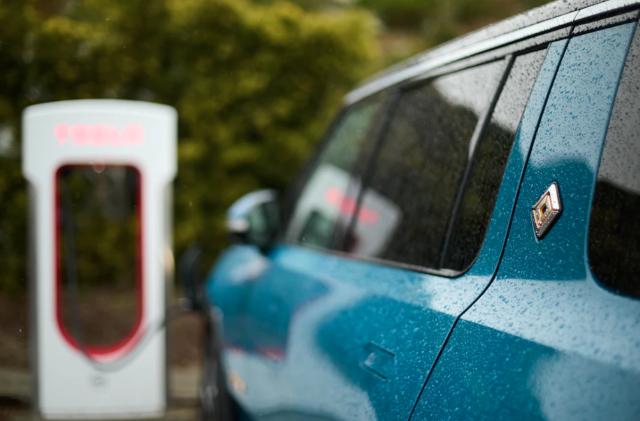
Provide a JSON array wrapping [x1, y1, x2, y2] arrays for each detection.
[[167, 0, 377, 260], [358, 0, 550, 47], [0, 0, 377, 291], [58, 167, 138, 290]]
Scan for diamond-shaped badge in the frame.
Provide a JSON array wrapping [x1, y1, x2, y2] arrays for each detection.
[[531, 182, 562, 239]]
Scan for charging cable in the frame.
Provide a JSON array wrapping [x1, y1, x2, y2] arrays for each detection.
[[59, 169, 192, 373]]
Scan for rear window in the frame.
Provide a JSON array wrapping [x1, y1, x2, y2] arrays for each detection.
[[348, 49, 545, 272], [348, 60, 504, 269], [442, 49, 546, 270], [588, 23, 640, 298]]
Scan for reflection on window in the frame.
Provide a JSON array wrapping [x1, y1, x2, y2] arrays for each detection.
[[286, 96, 384, 249], [443, 49, 546, 271], [589, 25, 640, 298], [350, 61, 504, 270]]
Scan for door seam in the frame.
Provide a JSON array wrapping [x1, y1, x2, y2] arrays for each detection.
[[406, 27, 575, 421]]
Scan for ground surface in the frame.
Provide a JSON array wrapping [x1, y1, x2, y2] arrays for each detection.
[[0, 292, 204, 420]]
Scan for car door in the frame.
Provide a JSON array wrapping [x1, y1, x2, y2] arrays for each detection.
[[412, 11, 640, 421], [206, 30, 566, 421]]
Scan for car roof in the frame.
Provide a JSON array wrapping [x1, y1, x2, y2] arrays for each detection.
[[346, 0, 636, 104]]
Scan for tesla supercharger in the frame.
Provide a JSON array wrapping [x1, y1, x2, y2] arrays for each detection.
[[23, 100, 176, 419]]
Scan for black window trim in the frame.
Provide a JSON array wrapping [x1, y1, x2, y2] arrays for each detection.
[[282, 19, 576, 234], [283, 21, 611, 278], [337, 11, 640, 277], [281, 5, 640, 281], [336, 56, 512, 278], [437, 54, 516, 269], [283, 47, 547, 279]]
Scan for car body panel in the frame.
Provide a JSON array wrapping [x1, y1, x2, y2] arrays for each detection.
[[411, 21, 640, 420], [205, 39, 567, 421]]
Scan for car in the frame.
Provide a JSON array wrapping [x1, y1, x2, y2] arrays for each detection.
[[186, 0, 640, 419]]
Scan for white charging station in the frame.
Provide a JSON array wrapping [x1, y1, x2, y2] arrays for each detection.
[[23, 100, 176, 419]]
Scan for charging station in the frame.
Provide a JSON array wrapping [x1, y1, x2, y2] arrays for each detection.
[[23, 100, 176, 419]]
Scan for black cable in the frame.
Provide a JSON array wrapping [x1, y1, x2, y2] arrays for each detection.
[[80, 300, 191, 373], [59, 169, 192, 373]]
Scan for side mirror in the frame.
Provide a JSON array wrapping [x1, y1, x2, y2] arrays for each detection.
[[226, 189, 280, 251], [178, 244, 205, 311]]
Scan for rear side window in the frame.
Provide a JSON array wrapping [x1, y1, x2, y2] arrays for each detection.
[[442, 49, 546, 270], [349, 49, 546, 272], [589, 23, 640, 298], [285, 95, 385, 249], [349, 61, 504, 269]]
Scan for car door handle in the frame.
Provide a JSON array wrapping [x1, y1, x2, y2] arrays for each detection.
[[360, 342, 395, 380]]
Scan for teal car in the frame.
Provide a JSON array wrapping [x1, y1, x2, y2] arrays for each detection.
[[192, 0, 640, 419]]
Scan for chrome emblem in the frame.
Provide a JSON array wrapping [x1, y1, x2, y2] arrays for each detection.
[[531, 182, 562, 239]]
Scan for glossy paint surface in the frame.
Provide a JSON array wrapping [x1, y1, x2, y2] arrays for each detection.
[[413, 22, 640, 420], [205, 43, 565, 421], [211, 243, 484, 420]]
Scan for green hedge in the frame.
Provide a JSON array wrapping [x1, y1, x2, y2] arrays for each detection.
[[0, 0, 377, 292]]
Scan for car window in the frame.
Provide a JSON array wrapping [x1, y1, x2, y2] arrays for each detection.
[[588, 22, 640, 298], [348, 60, 504, 269], [285, 95, 386, 249], [442, 48, 547, 271]]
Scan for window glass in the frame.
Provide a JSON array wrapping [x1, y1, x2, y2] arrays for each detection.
[[349, 61, 504, 269], [285, 95, 385, 249], [443, 49, 547, 270], [589, 24, 640, 298]]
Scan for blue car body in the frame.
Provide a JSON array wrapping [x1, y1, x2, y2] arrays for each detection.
[[205, 1, 640, 419]]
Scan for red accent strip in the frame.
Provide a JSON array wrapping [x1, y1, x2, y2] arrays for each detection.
[[54, 164, 145, 360], [324, 186, 379, 224]]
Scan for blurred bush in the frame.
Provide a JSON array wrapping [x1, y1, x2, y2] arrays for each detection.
[[356, 0, 548, 34], [0, 0, 377, 291], [356, 0, 549, 63]]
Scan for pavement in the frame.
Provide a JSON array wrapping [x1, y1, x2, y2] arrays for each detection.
[[0, 366, 202, 420]]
